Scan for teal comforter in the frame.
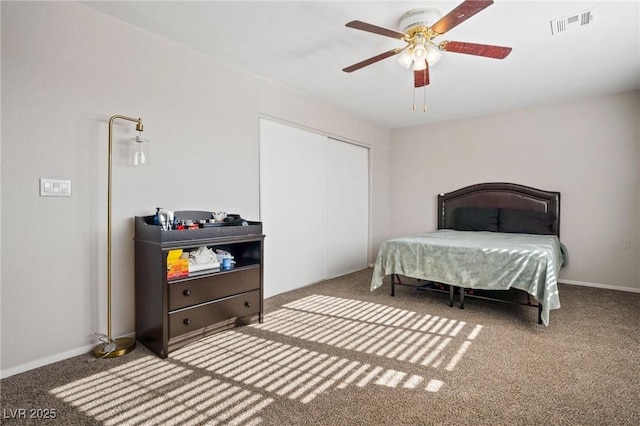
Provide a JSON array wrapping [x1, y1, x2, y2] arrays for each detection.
[[371, 230, 564, 325]]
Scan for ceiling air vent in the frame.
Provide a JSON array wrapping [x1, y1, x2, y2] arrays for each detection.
[[550, 8, 596, 35]]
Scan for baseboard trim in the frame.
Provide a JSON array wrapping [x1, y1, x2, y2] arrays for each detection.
[[558, 279, 640, 293], [1, 332, 136, 379]]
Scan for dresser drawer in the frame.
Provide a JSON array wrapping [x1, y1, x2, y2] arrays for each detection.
[[169, 290, 260, 339], [169, 267, 260, 311]]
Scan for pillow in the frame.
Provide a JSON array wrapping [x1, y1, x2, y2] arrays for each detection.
[[498, 208, 556, 235], [454, 207, 499, 232]]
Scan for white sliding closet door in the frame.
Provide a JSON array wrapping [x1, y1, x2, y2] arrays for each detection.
[[259, 119, 328, 298], [326, 138, 369, 277], [259, 119, 369, 298]]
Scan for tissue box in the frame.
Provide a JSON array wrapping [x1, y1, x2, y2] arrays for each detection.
[[167, 249, 188, 280]]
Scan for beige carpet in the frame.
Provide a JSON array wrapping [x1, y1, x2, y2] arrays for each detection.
[[2, 268, 639, 425]]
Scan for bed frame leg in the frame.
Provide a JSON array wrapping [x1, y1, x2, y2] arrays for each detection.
[[449, 285, 454, 307], [459, 288, 465, 309], [538, 303, 543, 324], [390, 274, 397, 297]]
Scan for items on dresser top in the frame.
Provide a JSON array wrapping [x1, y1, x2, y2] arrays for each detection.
[[153, 208, 249, 231]]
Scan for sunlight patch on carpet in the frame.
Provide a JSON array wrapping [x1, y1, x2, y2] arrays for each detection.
[[50, 356, 273, 425], [253, 294, 482, 371], [167, 294, 482, 405], [171, 331, 442, 404], [49, 294, 482, 424]]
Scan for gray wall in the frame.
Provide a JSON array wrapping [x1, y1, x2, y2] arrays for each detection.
[[390, 90, 640, 290], [0, 2, 391, 376]]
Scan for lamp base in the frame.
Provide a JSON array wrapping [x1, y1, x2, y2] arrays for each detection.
[[93, 337, 136, 358]]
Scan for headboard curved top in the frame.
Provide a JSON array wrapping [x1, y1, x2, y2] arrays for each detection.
[[437, 182, 561, 238]]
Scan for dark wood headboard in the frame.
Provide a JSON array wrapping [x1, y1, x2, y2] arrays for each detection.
[[437, 183, 561, 238]]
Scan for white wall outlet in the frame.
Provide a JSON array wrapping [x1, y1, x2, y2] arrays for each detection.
[[40, 178, 71, 197]]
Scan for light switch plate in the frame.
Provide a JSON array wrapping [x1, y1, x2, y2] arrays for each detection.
[[40, 178, 71, 197]]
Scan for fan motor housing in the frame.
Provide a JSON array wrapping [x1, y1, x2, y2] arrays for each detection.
[[399, 8, 443, 33]]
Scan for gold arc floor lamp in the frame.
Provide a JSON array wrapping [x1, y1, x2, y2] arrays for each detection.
[[94, 114, 149, 358]]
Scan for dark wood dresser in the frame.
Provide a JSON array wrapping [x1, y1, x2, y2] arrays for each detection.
[[134, 215, 264, 358]]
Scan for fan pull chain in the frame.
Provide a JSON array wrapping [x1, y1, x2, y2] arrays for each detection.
[[423, 85, 427, 112], [413, 86, 427, 112]]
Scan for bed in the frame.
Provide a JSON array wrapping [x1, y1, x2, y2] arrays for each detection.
[[370, 183, 565, 325]]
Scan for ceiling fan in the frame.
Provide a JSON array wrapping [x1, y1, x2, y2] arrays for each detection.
[[343, 0, 512, 104]]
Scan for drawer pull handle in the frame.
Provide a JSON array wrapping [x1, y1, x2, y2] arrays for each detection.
[[244, 301, 251, 308], [183, 289, 192, 296], [183, 319, 191, 326]]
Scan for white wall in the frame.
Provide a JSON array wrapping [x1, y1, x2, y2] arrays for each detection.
[[0, 2, 390, 376], [390, 90, 640, 291]]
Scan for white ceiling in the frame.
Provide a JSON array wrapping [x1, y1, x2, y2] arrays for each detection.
[[82, 0, 640, 129]]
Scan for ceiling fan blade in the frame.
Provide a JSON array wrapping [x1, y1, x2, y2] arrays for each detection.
[[439, 41, 512, 59], [346, 20, 406, 40], [414, 64, 430, 88], [430, 0, 495, 35], [342, 49, 400, 73]]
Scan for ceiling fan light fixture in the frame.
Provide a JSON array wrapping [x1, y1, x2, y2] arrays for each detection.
[[411, 43, 427, 61], [412, 58, 427, 71], [425, 45, 442, 66], [397, 47, 414, 68]]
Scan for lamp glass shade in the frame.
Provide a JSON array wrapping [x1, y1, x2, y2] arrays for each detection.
[[130, 134, 150, 166], [412, 59, 427, 71], [426, 46, 442, 66], [397, 48, 414, 69], [411, 43, 427, 61]]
